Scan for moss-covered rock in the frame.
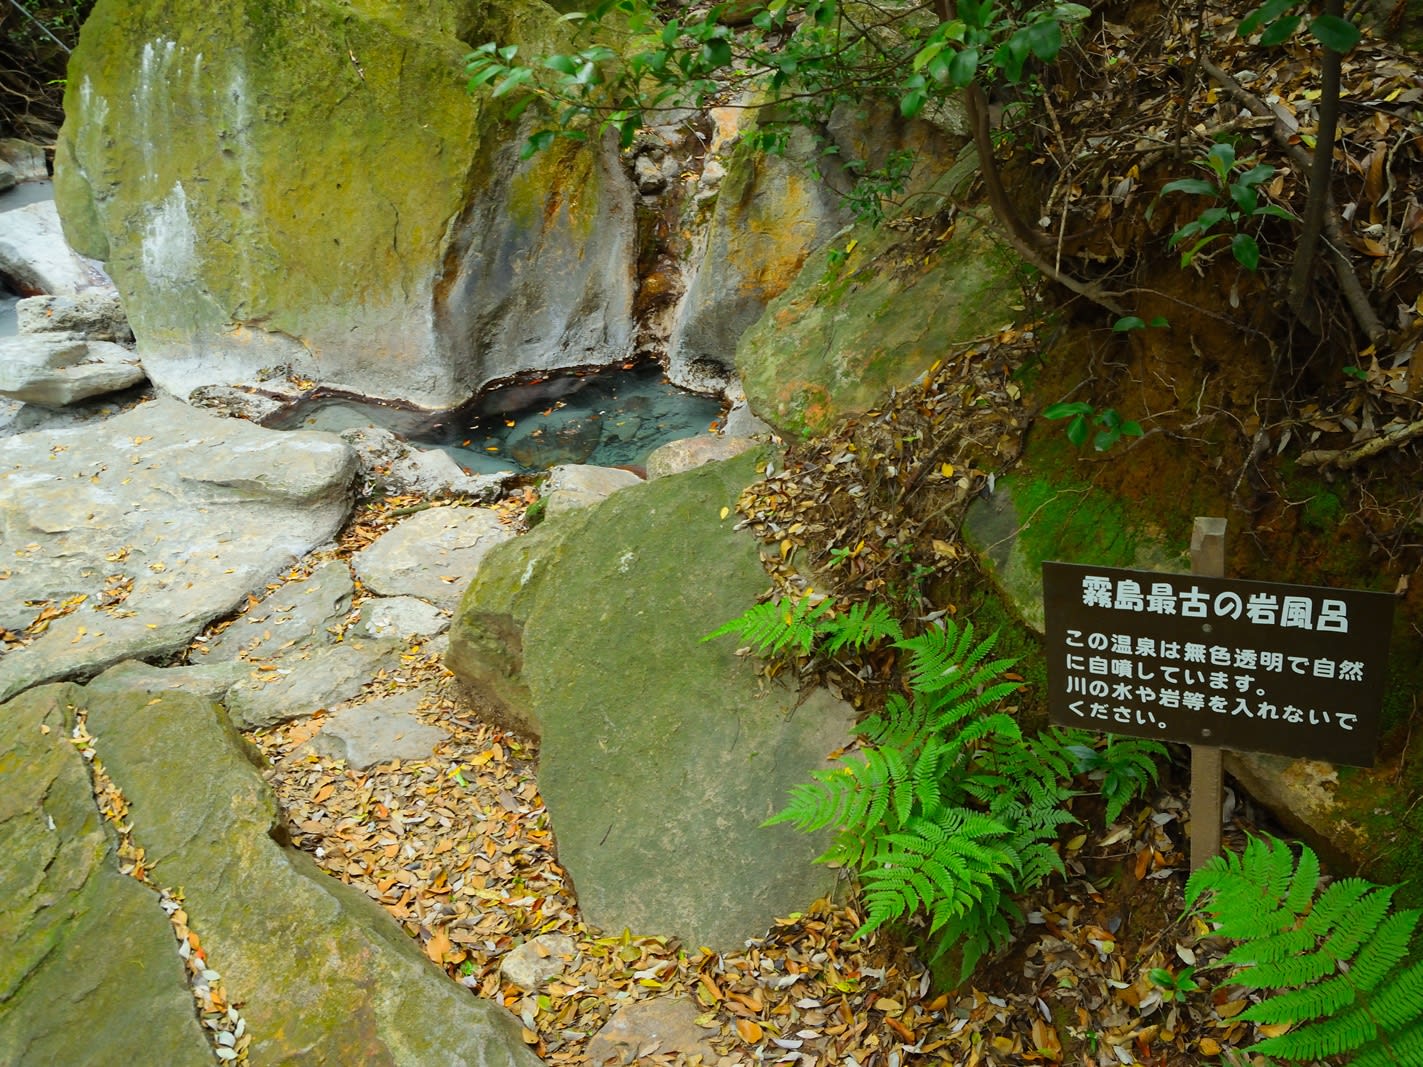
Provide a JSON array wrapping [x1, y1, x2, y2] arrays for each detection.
[[445, 506, 597, 737], [735, 214, 1023, 439], [0, 684, 213, 1067], [55, 0, 634, 408], [84, 684, 541, 1066], [520, 451, 856, 949]]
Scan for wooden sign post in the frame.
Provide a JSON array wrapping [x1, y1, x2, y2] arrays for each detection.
[[1042, 526, 1396, 872], [1188, 517, 1226, 871]]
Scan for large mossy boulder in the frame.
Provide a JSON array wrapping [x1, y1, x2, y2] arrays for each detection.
[[447, 452, 856, 948], [735, 214, 1022, 439], [54, 0, 634, 408], [0, 684, 213, 1067]]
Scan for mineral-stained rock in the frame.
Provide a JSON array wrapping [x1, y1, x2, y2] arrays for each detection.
[[84, 686, 542, 1066], [0, 398, 356, 704], [55, 0, 635, 408], [736, 213, 1022, 439], [0, 684, 213, 1067], [353, 505, 514, 610]]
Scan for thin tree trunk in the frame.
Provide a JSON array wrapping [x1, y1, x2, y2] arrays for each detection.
[[1286, 0, 1346, 331]]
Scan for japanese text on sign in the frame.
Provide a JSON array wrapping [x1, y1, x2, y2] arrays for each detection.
[[1043, 562, 1395, 766]]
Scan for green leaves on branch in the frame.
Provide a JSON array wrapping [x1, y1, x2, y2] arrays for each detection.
[[1237, 0, 1360, 52], [900, 0, 1089, 117], [1157, 141, 1294, 272], [465, 0, 1093, 172]]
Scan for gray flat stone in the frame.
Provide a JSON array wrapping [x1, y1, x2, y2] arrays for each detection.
[[0, 200, 110, 296], [206, 560, 354, 662], [353, 505, 513, 610], [16, 291, 131, 342], [0, 357, 146, 407], [223, 637, 405, 731], [0, 684, 213, 1066], [354, 596, 450, 640], [540, 464, 642, 518], [0, 398, 356, 704], [498, 933, 577, 991], [587, 997, 719, 1065], [86, 658, 254, 703], [300, 690, 449, 770], [645, 434, 756, 479]]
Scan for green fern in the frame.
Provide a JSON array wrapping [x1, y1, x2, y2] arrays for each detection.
[[819, 600, 903, 655], [1187, 834, 1423, 1064], [1061, 732, 1169, 822], [726, 601, 1167, 986], [700, 594, 835, 657], [703, 594, 901, 660]]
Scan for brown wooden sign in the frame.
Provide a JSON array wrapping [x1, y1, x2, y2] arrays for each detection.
[[1044, 561, 1396, 766]]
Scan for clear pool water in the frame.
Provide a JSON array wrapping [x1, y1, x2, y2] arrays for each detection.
[[277, 361, 725, 475]]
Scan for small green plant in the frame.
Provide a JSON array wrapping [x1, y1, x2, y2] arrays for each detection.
[[1186, 834, 1423, 1064], [1042, 402, 1143, 452], [1065, 737, 1165, 822], [1157, 142, 1295, 271], [701, 594, 902, 659], [708, 605, 1167, 981], [1148, 965, 1201, 1003], [1112, 315, 1169, 332]]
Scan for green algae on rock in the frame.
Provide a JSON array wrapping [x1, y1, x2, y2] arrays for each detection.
[[55, 0, 634, 408], [735, 214, 1024, 440]]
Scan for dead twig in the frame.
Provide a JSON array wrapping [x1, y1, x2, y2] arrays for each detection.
[[1296, 416, 1423, 469]]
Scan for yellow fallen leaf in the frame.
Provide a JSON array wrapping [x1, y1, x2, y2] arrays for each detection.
[[735, 1018, 763, 1043], [720, 506, 730, 520]]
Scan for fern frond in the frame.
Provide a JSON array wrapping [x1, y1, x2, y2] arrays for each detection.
[[1303, 878, 1383, 939], [702, 595, 835, 656], [1241, 971, 1359, 1024], [1191, 832, 1423, 1066], [1368, 957, 1423, 1032], [763, 767, 860, 832], [1344, 908, 1421, 992], [819, 600, 903, 654], [1251, 1001, 1379, 1059], [1351, 1016, 1423, 1067], [858, 692, 925, 748], [1283, 843, 1320, 916]]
